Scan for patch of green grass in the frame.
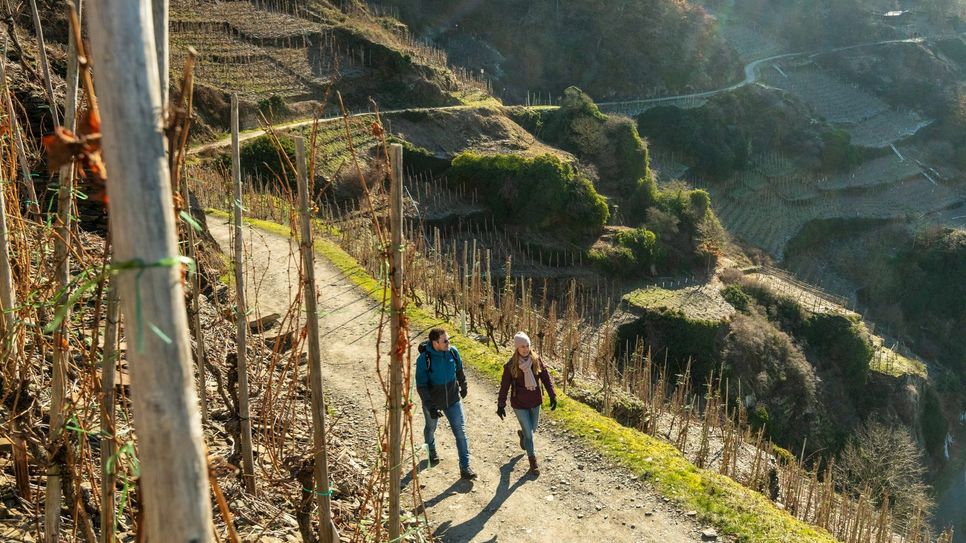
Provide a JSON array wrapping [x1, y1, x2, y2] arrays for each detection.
[[216, 211, 839, 543]]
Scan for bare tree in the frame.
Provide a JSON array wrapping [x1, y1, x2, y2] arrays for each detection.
[[835, 418, 933, 521]]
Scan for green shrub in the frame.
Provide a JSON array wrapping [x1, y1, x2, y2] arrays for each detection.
[[626, 176, 659, 219], [615, 227, 658, 267], [588, 246, 636, 274], [721, 284, 751, 313], [591, 227, 661, 277], [820, 128, 863, 171], [238, 134, 297, 186], [257, 95, 289, 119], [750, 405, 770, 431], [526, 87, 651, 196], [449, 152, 609, 233], [803, 314, 873, 391]]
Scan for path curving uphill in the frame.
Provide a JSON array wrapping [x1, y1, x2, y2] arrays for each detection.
[[206, 216, 715, 542]]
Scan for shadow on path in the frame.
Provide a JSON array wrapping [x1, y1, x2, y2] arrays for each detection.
[[430, 455, 532, 542]]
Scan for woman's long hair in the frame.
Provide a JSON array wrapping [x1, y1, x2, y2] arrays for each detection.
[[509, 347, 542, 379]]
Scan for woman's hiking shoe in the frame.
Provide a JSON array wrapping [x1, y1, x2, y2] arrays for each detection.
[[517, 430, 525, 451], [428, 452, 440, 467], [528, 455, 539, 475], [460, 467, 478, 480]]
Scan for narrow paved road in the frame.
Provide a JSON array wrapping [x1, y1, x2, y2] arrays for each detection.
[[207, 216, 716, 542], [189, 34, 961, 157]]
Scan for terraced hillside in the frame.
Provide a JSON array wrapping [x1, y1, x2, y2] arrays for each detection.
[[171, 1, 329, 101], [761, 62, 932, 147], [709, 157, 964, 259], [169, 0, 485, 120]]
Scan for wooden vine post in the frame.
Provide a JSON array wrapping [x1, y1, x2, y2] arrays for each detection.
[[87, 1, 213, 540], [231, 94, 257, 494], [99, 285, 120, 543], [152, 0, 168, 107], [45, 1, 81, 538], [0, 168, 14, 360], [388, 143, 405, 541], [294, 137, 338, 543], [27, 0, 60, 127]]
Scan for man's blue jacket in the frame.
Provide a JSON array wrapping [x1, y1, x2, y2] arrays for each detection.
[[415, 342, 467, 410]]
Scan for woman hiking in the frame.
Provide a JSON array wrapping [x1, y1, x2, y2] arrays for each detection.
[[496, 331, 557, 475]]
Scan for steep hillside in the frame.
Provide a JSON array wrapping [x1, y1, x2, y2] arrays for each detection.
[[380, 0, 740, 101], [166, 0, 497, 136]]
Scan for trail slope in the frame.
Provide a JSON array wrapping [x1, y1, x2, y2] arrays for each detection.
[[207, 217, 715, 543]]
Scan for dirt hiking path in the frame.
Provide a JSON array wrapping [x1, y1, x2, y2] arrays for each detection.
[[208, 217, 719, 543]]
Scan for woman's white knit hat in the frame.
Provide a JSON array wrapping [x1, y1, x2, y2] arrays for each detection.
[[513, 331, 531, 347]]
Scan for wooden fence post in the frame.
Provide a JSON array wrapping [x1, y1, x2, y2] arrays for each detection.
[[45, 0, 81, 533], [294, 137, 338, 543], [231, 94, 257, 494], [388, 143, 404, 541], [152, 0, 168, 108], [0, 172, 15, 361], [86, 1, 213, 539], [28, 0, 60, 127], [100, 284, 120, 543]]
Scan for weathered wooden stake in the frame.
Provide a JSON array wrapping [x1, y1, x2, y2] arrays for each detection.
[[152, 0, 168, 107], [231, 94, 256, 494], [294, 137, 338, 543], [45, 0, 82, 533], [388, 143, 405, 541], [100, 284, 119, 543], [87, 0, 213, 538], [28, 0, 60, 127], [0, 171, 15, 361]]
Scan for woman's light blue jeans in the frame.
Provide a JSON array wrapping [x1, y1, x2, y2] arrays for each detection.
[[514, 406, 541, 457]]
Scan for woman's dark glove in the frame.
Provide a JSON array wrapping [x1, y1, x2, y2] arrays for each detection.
[[549, 398, 557, 411], [460, 384, 468, 399], [496, 406, 506, 420]]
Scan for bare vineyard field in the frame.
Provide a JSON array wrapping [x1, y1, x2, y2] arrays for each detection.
[[870, 335, 928, 378], [709, 147, 965, 258], [848, 109, 933, 148], [762, 65, 889, 124], [173, 0, 319, 37], [747, 270, 854, 316], [291, 116, 380, 177], [623, 283, 736, 322], [818, 154, 923, 191], [761, 64, 929, 148], [649, 148, 690, 181]]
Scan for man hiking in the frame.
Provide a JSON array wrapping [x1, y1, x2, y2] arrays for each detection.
[[416, 327, 477, 480]]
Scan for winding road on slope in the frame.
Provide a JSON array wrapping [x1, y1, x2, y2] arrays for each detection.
[[188, 34, 960, 157]]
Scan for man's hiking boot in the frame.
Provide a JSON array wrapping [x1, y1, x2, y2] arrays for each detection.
[[428, 451, 440, 467], [517, 429, 525, 451], [460, 467, 478, 480], [528, 455, 539, 475]]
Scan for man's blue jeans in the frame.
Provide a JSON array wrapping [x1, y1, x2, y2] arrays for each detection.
[[514, 406, 540, 457], [423, 401, 470, 470]]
